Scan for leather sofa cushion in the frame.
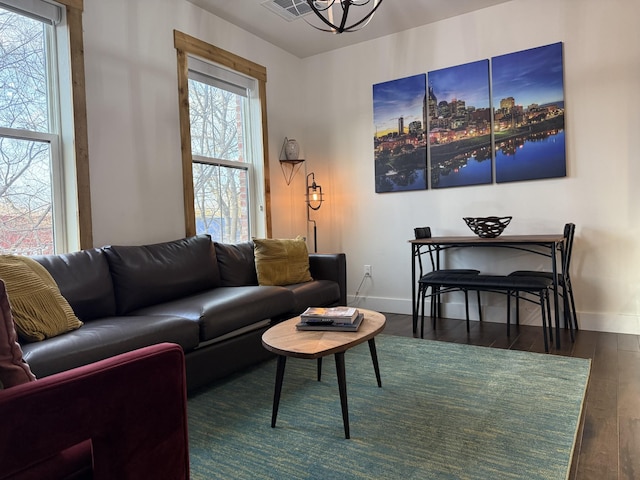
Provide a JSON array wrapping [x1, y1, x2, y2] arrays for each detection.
[[283, 279, 341, 315], [33, 248, 117, 321], [131, 286, 294, 342], [21, 315, 200, 378], [214, 241, 258, 286], [309, 253, 347, 306], [104, 235, 221, 314]]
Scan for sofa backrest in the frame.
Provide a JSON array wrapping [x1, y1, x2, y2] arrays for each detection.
[[103, 235, 221, 314], [32, 249, 117, 321], [214, 241, 258, 286]]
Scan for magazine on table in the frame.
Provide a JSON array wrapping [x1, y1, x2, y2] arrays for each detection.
[[296, 313, 364, 331], [300, 306, 359, 325]]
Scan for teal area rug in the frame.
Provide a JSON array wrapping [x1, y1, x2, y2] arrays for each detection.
[[188, 335, 590, 479]]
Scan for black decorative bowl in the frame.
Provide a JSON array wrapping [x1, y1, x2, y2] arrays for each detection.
[[463, 216, 512, 238]]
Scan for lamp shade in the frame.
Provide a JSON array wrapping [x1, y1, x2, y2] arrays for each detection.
[[306, 172, 323, 210]]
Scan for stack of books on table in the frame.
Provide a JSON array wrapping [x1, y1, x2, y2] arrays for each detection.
[[296, 307, 364, 331]]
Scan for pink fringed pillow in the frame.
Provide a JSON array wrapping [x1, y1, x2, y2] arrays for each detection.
[[0, 279, 36, 388]]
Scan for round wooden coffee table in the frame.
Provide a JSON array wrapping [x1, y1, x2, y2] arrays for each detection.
[[261, 309, 386, 439]]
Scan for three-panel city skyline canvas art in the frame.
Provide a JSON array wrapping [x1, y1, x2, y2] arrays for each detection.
[[373, 42, 566, 193]]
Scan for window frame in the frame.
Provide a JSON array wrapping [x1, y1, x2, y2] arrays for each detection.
[[174, 30, 272, 239], [188, 57, 261, 242], [0, 127, 60, 253], [60, 0, 92, 250], [191, 155, 252, 243], [0, 0, 91, 252]]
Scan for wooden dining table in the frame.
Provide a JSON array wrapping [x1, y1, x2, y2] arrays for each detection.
[[409, 234, 566, 348]]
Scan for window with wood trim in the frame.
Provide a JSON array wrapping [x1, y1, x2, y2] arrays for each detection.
[[174, 31, 271, 241], [0, 0, 91, 253]]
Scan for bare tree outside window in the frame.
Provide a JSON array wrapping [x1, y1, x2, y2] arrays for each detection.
[[188, 77, 250, 243], [0, 10, 55, 255]]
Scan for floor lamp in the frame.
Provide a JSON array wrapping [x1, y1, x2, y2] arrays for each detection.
[[306, 172, 324, 253]]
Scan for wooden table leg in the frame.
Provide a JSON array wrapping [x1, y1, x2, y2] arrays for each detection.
[[317, 357, 322, 381], [368, 338, 382, 388], [271, 355, 287, 428], [334, 352, 350, 439]]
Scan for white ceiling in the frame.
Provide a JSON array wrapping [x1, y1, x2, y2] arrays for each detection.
[[185, 0, 514, 58]]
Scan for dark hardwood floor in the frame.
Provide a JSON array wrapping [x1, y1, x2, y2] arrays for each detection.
[[381, 312, 640, 480]]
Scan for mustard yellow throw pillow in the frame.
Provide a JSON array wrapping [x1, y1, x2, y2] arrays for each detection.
[[0, 255, 82, 342], [253, 236, 313, 286]]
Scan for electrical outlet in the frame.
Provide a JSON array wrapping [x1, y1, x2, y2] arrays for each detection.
[[364, 265, 372, 277]]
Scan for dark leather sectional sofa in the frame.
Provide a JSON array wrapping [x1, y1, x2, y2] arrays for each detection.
[[20, 234, 346, 391]]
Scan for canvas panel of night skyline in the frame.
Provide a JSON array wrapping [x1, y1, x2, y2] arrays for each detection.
[[373, 74, 427, 193], [427, 60, 492, 189], [492, 42, 566, 183]]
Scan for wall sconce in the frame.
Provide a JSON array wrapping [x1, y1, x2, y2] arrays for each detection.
[[279, 137, 304, 185], [306, 172, 324, 252]]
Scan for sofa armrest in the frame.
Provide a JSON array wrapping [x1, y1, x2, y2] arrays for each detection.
[[309, 253, 347, 306], [0, 343, 189, 480]]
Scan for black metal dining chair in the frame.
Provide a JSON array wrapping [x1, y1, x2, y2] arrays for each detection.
[[414, 227, 481, 335], [508, 223, 577, 333]]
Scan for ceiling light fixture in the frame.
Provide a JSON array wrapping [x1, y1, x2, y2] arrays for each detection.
[[293, 0, 384, 34]]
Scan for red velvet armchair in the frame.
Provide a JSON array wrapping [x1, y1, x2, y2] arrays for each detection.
[[0, 343, 190, 480]]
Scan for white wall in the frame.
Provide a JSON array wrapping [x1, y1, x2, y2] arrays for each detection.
[[295, 0, 640, 334], [80, 0, 640, 334], [82, 0, 306, 246]]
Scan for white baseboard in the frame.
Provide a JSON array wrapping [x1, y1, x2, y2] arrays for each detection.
[[347, 294, 640, 335]]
